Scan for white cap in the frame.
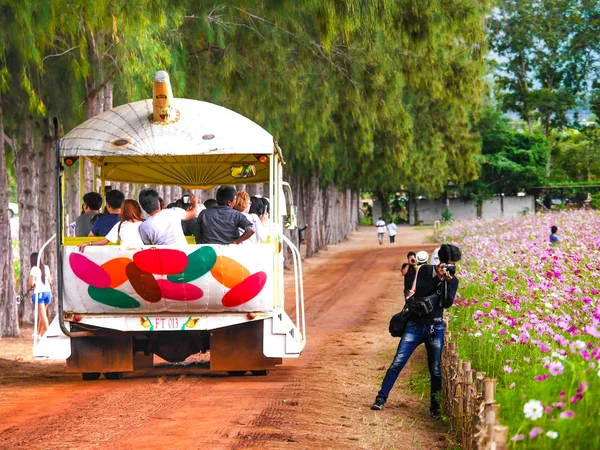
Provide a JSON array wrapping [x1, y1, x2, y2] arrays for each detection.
[[416, 250, 429, 265]]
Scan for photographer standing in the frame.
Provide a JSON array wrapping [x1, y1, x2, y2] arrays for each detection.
[[371, 244, 462, 418]]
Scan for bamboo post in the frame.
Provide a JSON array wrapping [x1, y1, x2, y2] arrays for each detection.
[[493, 425, 508, 450], [462, 361, 472, 449]]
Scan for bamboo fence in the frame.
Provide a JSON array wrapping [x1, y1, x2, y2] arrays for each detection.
[[442, 324, 509, 450]]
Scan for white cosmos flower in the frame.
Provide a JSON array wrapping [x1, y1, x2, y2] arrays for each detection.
[[523, 399, 544, 421], [546, 430, 558, 439]]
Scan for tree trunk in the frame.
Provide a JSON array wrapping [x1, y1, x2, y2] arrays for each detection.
[[16, 118, 40, 325], [0, 91, 20, 337], [38, 119, 58, 321]]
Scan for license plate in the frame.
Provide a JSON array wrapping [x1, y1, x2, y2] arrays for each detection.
[[152, 317, 182, 330]]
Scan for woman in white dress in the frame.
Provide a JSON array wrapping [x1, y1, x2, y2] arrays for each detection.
[[79, 199, 145, 251]]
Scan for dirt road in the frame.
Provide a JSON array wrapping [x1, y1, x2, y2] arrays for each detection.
[[0, 226, 449, 449]]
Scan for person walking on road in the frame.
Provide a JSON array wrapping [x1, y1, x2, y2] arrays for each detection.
[[371, 244, 462, 418], [386, 221, 397, 245], [29, 252, 52, 339], [375, 217, 386, 245]]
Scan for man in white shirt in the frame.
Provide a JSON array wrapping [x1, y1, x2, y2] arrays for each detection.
[[386, 221, 397, 245], [138, 189, 200, 245], [375, 217, 386, 245]]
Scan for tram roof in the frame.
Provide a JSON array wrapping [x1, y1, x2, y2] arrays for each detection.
[[60, 98, 276, 158]]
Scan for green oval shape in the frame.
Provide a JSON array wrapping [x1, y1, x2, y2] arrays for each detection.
[[88, 286, 141, 309], [167, 246, 217, 283]]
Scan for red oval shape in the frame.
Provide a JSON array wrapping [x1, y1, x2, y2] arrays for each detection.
[[69, 253, 111, 288], [156, 279, 203, 301], [222, 272, 267, 307], [133, 249, 188, 275], [125, 262, 162, 303]]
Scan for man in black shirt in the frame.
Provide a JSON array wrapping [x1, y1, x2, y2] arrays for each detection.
[[401, 252, 417, 298], [371, 244, 462, 418], [195, 186, 255, 245]]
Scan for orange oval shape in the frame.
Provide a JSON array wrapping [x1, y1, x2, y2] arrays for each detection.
[[222, 271, 267, 307], [210, 256, 250, 289], [101, 257, 133, 288], [125, 262, 162, 303]]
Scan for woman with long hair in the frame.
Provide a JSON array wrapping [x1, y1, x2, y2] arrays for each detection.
[[79, 199, 145, 251], [29, 252, 52, 338], [233, 191, 267, 243]]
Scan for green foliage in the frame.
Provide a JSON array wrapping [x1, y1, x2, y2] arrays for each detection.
[[460, 108, 549, 201], [590, 193, 600, 210], [489, 0, 600, 137], [552, 125, 600, 183], [441, 206, 453, 222], [0, 1, 492, 198]]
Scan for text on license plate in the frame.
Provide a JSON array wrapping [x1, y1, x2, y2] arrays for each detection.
[[153, 317, 182, 330]]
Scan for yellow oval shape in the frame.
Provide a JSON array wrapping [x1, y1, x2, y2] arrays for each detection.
[[210, 256, 250, 289], [101, 257, 133, 288]]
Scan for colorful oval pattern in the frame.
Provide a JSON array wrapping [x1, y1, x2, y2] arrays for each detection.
[[88, 286, 141, 309], [125, 262, 162, 303], [168, 246, 217, 283], [101, 257, 133, 288], [70, 253, 111, 289], [156, 279, 203, 301], [222, 271, 267, 307], [133, 249, 188, 275], [210, 256, 251, 289]]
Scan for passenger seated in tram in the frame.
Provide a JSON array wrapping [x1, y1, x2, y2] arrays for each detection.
[[166, 194, 203, 238], [195, 186, 255, 245], [138, 189, 199, 245], [78, 199, 145, 251], [89, 189, 125, 237], [232, 192, 268, 244]]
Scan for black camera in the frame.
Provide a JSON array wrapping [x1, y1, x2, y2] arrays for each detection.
[[167, 196, 191, 211], [409, 257, 416, 265], [444, 264, 456, 276]]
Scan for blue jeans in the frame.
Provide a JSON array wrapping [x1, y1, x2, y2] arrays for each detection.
[[377, 321, 445, 413]]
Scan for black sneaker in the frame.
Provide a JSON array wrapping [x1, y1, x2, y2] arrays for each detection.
[[370, 399, 385, 411], [430, 411, 441, 419]]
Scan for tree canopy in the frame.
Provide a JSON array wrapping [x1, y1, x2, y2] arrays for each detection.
[[1, 0, 492, 198]]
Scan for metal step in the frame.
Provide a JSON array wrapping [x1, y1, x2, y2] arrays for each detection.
[[33, 316, 71, 360]]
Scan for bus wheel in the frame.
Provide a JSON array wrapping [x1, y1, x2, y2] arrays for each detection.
[[227, 371, 247, 376], [104, 372, 124, 380], [81, 372, 101, 381], [251, 370, 268, 376]]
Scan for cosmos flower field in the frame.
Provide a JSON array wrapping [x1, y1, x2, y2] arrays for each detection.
[[441, 210, 600, 448]]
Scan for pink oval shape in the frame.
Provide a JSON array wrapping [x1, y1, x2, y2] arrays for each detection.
[[156, 279, 203, 301], [133, 249, 188, 275], [69, 253, 111, 288], [222, 272, 267, 307]]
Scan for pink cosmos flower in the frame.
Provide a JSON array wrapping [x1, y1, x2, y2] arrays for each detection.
[[559, 410, 575, 419], [552, 402, 565, 408], [511, 434, 525, 441], [503, 365, 513, 373], [534, 374, 549, 381], [548, 361, 564, 376], [529, 427, 543, 439]]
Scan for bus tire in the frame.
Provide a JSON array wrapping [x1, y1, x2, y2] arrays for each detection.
[[81, 372, 101, 381], [104, 372, 124, 380], [251, 370, 268, 376], [227, 371, 247, 376]]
